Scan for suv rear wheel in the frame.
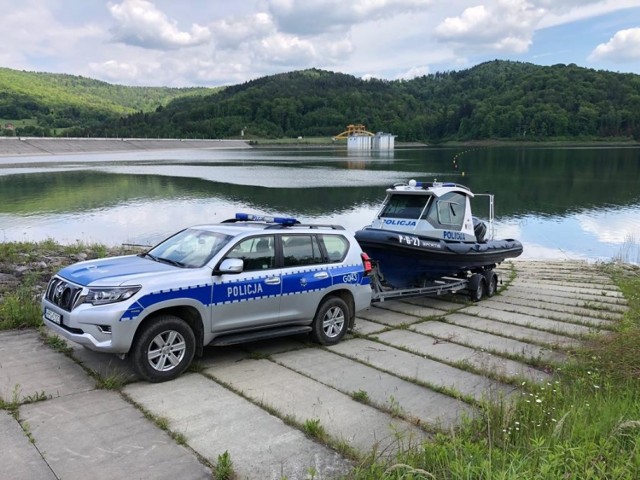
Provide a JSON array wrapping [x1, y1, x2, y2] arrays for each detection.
[[310, 296, 349, 345], [131, 314, 196, 382]]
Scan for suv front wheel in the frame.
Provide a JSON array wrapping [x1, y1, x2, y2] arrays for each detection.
[[131, 314, 196, 382], [310, 296, 349, 345]]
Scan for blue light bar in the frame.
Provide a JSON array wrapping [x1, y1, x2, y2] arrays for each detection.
[[235, 213, 298, 225]]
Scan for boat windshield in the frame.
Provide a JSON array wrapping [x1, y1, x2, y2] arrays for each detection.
[[379, 194, 431, 219]]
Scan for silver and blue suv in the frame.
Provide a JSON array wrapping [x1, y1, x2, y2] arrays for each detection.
[[42, 214, 373, 382]]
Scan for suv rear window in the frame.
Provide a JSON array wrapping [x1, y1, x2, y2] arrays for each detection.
[[282, 235, 324, 267], [320, 234, 349, 262]]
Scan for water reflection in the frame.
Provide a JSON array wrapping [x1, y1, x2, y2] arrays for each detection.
[[0, 146, 639, 262]]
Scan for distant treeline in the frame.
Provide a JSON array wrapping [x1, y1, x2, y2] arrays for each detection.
[[0, 67, 212, 136], [2, 61, 640, 142]]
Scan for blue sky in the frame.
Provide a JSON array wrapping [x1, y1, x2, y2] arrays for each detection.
[[0, 0, 639, 87]]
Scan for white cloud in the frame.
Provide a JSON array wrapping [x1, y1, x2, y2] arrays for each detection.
[[577, 209, 640, 244], [1, 0, 639, 86], [108, 0, 211, 50], [267, 0, 432, 35], [434, 0, 544, 53], [257, 33, 319, 65], [589, 27, 640, 63], [395, 65, 430, 80], [211, 13, 275, 49]]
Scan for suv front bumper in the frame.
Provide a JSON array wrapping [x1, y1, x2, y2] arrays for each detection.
[[41, 298, 138, 354]]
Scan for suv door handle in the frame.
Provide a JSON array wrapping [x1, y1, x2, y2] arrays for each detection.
[[264, 277, 281, 285], [313, 272, 329, 279]]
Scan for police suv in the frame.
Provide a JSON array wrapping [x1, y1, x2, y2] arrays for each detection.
[[42, 214, 373, 382]]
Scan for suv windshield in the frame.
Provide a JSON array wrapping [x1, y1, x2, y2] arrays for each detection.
[[147, 229, 233, 268]]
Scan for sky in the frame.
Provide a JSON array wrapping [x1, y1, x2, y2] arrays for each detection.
[[1, 0, 639, 87]]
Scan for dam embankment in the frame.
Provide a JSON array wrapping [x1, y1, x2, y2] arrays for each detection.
[[0, 137, 251, 156]]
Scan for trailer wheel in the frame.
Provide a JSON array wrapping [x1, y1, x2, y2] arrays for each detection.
[[468, 273, 486, 302], [482, 271, 498, 298]]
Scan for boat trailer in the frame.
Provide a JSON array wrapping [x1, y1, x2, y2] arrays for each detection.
[[367, 261, 498, 303]]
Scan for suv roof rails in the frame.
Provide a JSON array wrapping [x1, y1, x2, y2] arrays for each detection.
[[221, 213, 345, 230], [264, 224, 345, 230]]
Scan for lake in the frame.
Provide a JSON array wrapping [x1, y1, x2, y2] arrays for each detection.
[[1, 145, 639, 263]]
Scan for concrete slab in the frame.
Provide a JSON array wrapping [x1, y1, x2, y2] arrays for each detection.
[[444, 313, 580, 349], [410, 321, 566, 365], [499, 288, 628, 313], [20, 390, 211, 480], [329, 338, 515, 402], [0, 411, 56, 480], [353, 318, 389, 335], [239, 335, 309, 356], [357, 306, 424, 326], [403, 297, 466, 312], [374, 301, 448, 319], [459, 305, 599, 338], [509, 280, 625, 299], [489, 294, 624, 321], [195, 345, 250, 369], [375, 329, 550, 384], [205, 359, 427, 456], [124, 373, 352, 480], [507, 266, 618, 284], [65, 340, 137, 383], [506, 285, 628, 307], [272, 348, 476, 430], [476, 298, 618, 329], [0, 330, 95, 403]]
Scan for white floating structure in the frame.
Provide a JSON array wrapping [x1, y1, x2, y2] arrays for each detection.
[[334, 124, 396, 151]]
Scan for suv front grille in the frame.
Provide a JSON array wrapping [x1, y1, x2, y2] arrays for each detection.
[[45, 277, 83, 312]]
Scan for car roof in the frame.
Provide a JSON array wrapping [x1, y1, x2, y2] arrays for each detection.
[[186, 223, 346, 237]]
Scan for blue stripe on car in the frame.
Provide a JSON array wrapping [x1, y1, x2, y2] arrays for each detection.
[[119, 263, 365, 321]]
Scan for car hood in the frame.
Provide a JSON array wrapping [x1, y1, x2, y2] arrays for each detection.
[[58, 255, 178, 286]]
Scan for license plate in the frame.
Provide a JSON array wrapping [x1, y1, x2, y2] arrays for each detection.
[[44, 308, 62, 325]]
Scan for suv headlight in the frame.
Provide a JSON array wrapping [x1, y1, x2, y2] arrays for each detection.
[[84, 286, 142, 305]]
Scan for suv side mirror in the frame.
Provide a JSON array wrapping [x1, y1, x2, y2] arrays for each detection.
[[213, 258, 244, 275]]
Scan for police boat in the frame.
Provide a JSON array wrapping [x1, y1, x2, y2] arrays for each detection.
[[355, 180, 523, 289]]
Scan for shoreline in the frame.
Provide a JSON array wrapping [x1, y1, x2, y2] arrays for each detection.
[[1, 136, 637, 157]]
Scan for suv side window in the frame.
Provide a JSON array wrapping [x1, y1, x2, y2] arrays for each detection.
[[225, 235, 275, 271], [282, 235, 324, 267], [319, 234, 349, 262]]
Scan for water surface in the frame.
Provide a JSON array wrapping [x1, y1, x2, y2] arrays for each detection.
[[1, 146, 639, 262]]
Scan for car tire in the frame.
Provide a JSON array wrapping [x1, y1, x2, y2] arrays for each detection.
[[130, 314, 196, 383], [310, 296, 349, 345]]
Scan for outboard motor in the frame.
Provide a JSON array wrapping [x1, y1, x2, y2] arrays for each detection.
[[473, 217, 487, 243]]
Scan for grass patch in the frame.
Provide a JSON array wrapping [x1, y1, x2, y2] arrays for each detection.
[[215, 450, 235, 480], [1, 240, 143, 331], [0, 283, 42, 329], [348, 263, 640, 479], [352, 389, 370, 404], [302, 418, 327, 441]]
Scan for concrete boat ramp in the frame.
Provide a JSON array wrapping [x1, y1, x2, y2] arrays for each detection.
[[0, 261, 628, 479]]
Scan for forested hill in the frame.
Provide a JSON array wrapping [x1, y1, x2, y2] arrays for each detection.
[[80, 61, 640, 142], [3, 61, 640, 142], [0, 67, 212, 135]]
